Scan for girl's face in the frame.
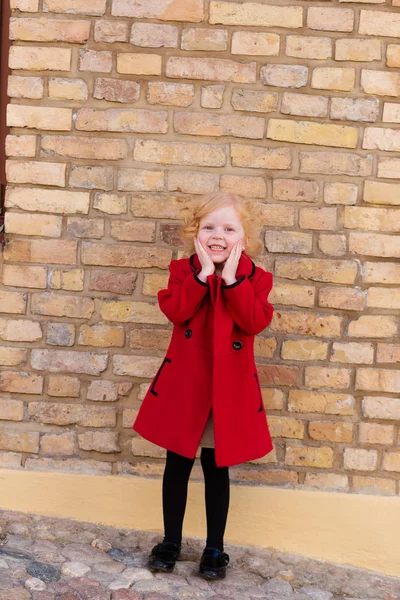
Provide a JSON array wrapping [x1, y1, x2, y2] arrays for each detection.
[[197, 205, 245, 265]]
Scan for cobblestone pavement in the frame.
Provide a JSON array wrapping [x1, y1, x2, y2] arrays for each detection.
[[0, 510, 399, 600]]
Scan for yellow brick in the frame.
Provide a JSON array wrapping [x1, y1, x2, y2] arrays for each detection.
[[0, 371, 43, 395], [318, 234, 347, 257], [300, 207, 337, 230], [335, 38, 381, 62], [10, 17, 90, 43], [361, 70, 400, 97], [307, 7, 354, 32], [269, 283, 315, 308], [6, 160, 65, 187], [254, 336, 276, 359], [286, 35, 332, 60], [304, 473, 349, 491], [231, 144, 291, 170], [6, 134, 37, 157], [352, 476, 396, 495], [309, 421, 353, 443], [319, 287, 366, 311], [344, 448, 377, 471], [364, 181, 400, 206], [102, 301, 167, 325], [48, 77, 88, 101], [265, 231, 312, 254], [111, 0, 204, 21], [377, 343, 400, 363], [48, 375, 80, 397], [147, 82, 194, 107], [93, 193, 128, 215], [166, 56, 256, 84], [8, 75, 43, 99], [231, 31, 279, 56], [0, 291, 27, 314], [7, 105, 72, 131], [182, 27, 227, 51], [4, 239, 77, 265], [209, 2, 302, 27], [0, 431, 39, 453], [117, 53, 162, 76], [268, 416, 304, 439], [43, 0, 106, 14], [41, 432, 75, 455], [262, 388, 284, 411], [0, 347, 27, 367], [289, 390, 355, 415], [0, 398, 24, 420], [285, 445, 333, 468], [276, 257, 358, 284], [221, 175, 266, 198], [348, 315, 397, 338], [359, 423, 394, 445], [271, 310, 341, 338], [331, 342, 374, 364], [359, 9, 400, 38], [282, 339, 328, 361], [312, 67, 355, 92], [383, 452, 400, 472], [367, 288, 400, 310], [349, 233, 400, 258], [9, 46, 71, 71], [305, 367, 351, 389], [2, 265, 47, 289], [267, 119, 358, 149], [356, 368, 400, 394], [78, 324, 125, 348], [324, 182, 358, 205], [50, 269, 84, 291], [5, 212, 62, 237]]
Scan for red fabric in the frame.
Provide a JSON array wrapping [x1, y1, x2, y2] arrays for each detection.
[[133, 252, 274, 467]]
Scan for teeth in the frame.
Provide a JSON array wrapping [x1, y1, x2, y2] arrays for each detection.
[[210, 246, 225, 250]]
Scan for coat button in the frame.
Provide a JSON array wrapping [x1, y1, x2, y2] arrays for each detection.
[[233, 341, 243, 350], [185, 329, 192, 339]]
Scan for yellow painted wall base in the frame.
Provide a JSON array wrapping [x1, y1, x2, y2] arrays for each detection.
[[0, 469, 399, 578]]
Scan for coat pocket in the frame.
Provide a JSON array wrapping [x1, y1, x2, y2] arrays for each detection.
[[150, 357, 172, 397], [253, 372, 263, 413]]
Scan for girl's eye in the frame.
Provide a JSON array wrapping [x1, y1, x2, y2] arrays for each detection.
[[204, 225, 213, 230], [226, 228, 234, 232]]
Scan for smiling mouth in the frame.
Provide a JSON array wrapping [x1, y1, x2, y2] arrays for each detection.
[[209, 245, 226, 251]]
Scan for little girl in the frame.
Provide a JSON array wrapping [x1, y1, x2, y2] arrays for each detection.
[[133, 192, 274, 580]]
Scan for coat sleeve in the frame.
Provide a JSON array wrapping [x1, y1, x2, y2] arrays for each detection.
[[221, 270, 274, 335], [157, 259, 209, 325]]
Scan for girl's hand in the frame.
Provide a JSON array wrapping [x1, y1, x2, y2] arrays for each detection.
[[221, 240, 243, 286], [194, 237, 215, 282]]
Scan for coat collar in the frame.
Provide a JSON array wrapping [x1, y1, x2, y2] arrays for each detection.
[[189, 252, 256, 279]]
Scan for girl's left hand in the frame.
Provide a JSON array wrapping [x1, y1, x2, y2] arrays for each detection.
[[221, 240, 243, 286]]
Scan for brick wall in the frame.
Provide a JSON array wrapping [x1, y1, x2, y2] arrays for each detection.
[[1, 0, 399, 495]]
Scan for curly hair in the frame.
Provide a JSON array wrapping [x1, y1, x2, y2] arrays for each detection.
[[180, 192, 264, 258]]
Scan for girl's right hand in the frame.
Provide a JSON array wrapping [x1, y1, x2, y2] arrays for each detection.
[[194, 237, 215, 281]]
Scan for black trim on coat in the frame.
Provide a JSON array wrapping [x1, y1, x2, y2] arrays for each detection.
[[193, 272, 209, 287], [222, 275, 245, 289], [150, 357, 172, 397], [248, 261, 256, 279], [190, 255, 209, 287]]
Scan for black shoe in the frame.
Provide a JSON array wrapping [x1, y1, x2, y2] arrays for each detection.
[[148, 541, 181, 573], [199, 547, 230, 580]]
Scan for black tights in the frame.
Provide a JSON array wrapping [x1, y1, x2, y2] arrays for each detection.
[[162, 448, 230, 551]]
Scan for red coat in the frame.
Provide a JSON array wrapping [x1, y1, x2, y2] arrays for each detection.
[[133, 252, 274, 467]]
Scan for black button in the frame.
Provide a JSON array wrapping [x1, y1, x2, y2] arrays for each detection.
[[233, 341, 243, 350], [185, 329, 192, 338]]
